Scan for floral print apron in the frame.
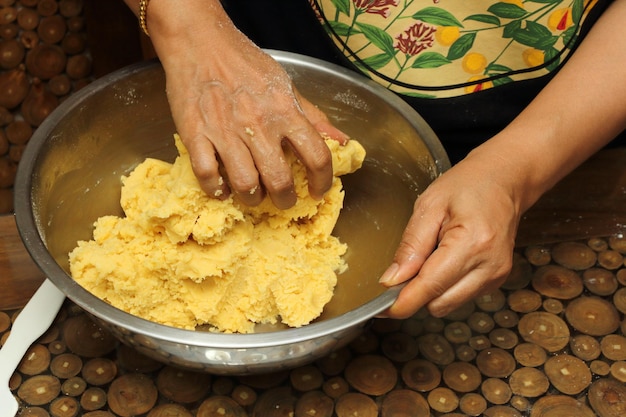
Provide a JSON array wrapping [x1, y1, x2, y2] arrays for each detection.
[[310, 0, 602, 98]]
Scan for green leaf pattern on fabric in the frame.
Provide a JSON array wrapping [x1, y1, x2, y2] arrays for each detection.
[[311, 0, 598, 97]]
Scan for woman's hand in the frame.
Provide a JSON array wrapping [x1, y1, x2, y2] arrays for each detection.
[[135, 0, 349, 209], [379, 148, 521, 319]]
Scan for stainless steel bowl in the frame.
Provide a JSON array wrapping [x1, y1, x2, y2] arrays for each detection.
[[14, 51, 450, 374]]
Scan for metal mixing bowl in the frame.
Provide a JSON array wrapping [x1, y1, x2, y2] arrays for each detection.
[[14, 51, 450, 374]]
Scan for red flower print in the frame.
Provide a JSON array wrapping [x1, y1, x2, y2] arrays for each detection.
[[395, 22, 437, 56], [353, 0, 398, 17]]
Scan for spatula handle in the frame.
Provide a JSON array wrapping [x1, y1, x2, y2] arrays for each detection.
[[0, 279, 65, 384]]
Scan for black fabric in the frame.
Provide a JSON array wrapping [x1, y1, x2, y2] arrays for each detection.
[[222, 0, 625, 163]]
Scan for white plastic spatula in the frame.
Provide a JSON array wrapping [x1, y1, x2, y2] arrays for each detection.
[[0, 279, 65, 417]]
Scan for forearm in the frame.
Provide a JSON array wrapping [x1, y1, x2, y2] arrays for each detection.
[[467, 0, 626, 213]]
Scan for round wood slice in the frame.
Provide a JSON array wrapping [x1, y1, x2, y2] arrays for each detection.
[[380, 332, 419, 363], [294, 390, 334, 417], [443, 321, 472, 345], [617, 268, 626, 285], [542, 298, 564, 314], [468, 335, 491, 351], [16, 407, 50, 417], [156, 365, 212, 403], [381, 389, 430, 417], [543, 354, 591, 395], [600, 334, 626, 361], [590, 360, 611, 376], [459, 392, 487, 417], [524, 245, 551, 267], [588, 378, 626, 417], [50, 352, 82, 379], [475, 347, 516, 378], [18, 344, 51, 376], [587, 237, 609, 252], [455, 344, 477, 362], [252, 387, 296, 417], [613, 287, 626, 314], [442, 361, 482, 393], [569, 334, 601, 361], [17, 374, 61, 406], [335, 392, 378, 417], [480, 378, 511, 405], [467, 311, 495, 334], [597, 250, 624, 270], [608, 235, 626, 254], [61, 376, 87, 397], [550, 241, 597, 270], [583, 267, 618, 296], [508, 367, 549, 398], [513, 342, 547, 367], [62, 314, 117, 358], [488, 328, 518, 350], [510, 395, 531, 414], [609, 361, 626, 383], [290, 365, 323, 392], [517, 311, 570, 352], [422, 316, 445, 334], [474, 289, 506, 312], [231, 384, 257, 407], [507, 289, 542, 313], [0, 311, 10, 332], [427, 386, 459, 413], [197, 395, 247, 417], [80, 387, 107, 411], [107, 373, 158, 417], [48, 340, 67, 355], [492, 309, 519, 328], [147, 404, 194, 417], [49, 396, 79, 417], [322, 376, 349, 399], [565, 296, 620, 336], [531, 264, 583, 299], [417, 333, 455, 366], [81, 357, 117, 386], [401, 359, 441, 392], [344, 354, 397, 396], [530, 395, 595, 417], [483, 405, 523, 417]]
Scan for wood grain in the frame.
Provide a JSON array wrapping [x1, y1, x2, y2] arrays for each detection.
[[0, 214, 45, 310]]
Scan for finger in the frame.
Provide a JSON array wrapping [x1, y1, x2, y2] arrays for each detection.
[[383, 236, 475, 319], [379, 198, 446, 286], [285, 126, 334, 201], [183, 133, 230, 199], [237, 127, 297, 210], [214, 131, 267, 207], [298, 94, 350, 145], [425, 268, 505, 317]]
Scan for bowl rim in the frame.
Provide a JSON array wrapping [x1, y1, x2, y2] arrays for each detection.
[[14, 51, 449, 348]]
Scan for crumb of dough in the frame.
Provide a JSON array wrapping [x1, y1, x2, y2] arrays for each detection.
[[69, 134, 366, 333]]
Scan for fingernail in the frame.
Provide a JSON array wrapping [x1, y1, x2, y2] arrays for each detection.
[[379, 263, 399, 284]]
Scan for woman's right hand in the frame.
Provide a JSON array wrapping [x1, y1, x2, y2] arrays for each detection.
[[140, 0, 349, 209]]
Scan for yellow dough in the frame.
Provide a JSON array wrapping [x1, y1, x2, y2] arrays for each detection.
[[69, 134, 365, 333]]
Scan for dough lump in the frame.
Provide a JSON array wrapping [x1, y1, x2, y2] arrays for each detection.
[[69, 134, 365, 333]]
